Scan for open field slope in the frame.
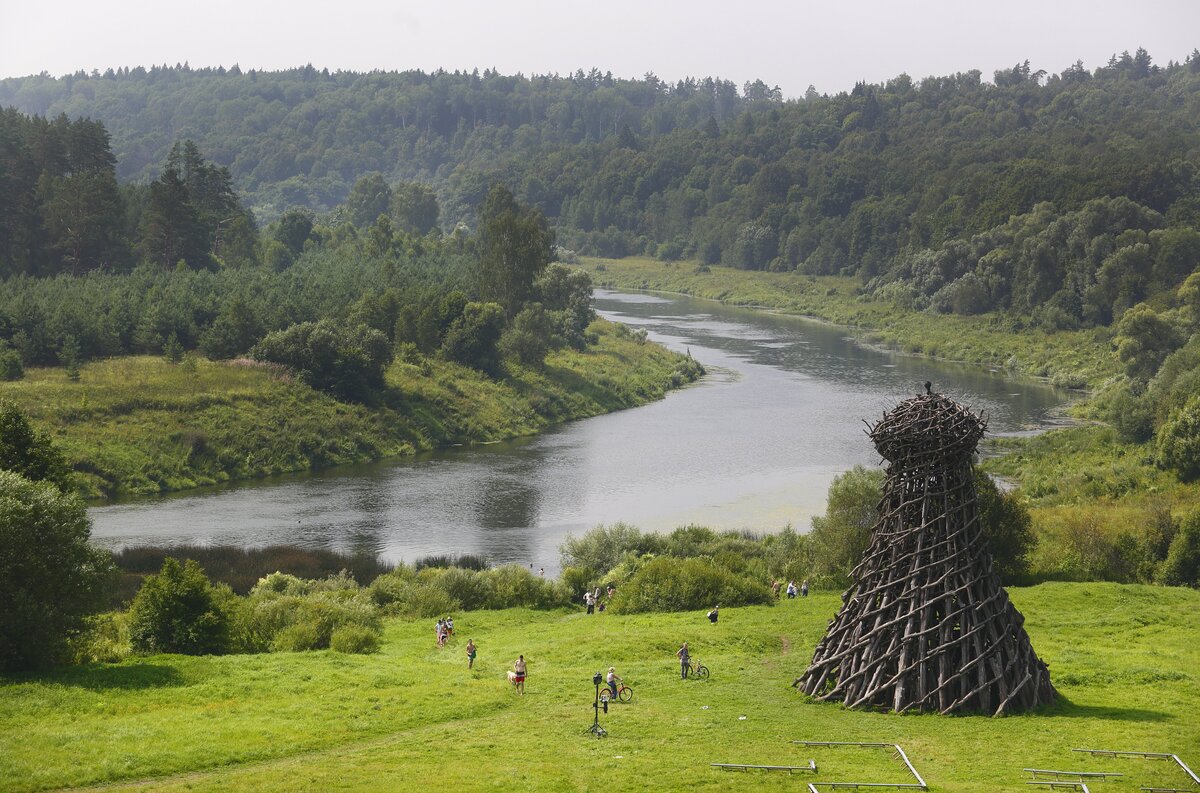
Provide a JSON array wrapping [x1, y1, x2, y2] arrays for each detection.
[[0, 321, 696, 499], [588, 257, 1119, 388], [1, 583, 1196, 792]]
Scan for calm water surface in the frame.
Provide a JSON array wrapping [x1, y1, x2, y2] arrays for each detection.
[[89, 290, 1067, 570]]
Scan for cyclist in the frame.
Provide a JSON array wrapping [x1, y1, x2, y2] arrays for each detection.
[[606, 666, 622, 700], [676, 641, 690, 679]]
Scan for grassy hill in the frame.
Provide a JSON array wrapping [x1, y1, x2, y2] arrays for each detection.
[[0, 320, 700, 499], [1, 583, 1196, 792]]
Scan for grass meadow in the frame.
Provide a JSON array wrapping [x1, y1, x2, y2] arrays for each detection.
[[1, 583, 1196, 792], [0, 320, 696, 499]]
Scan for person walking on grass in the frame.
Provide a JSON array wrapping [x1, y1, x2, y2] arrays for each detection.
[[707, 605, 719, 624], [801, 580, 809, 598], [466, 639, 477, 669], [772, 579, 782, 599], [584, 590, 595, 615], [513, 655, 527, 694], [677, 642, 690, 680], [786, 580, 797, 599]]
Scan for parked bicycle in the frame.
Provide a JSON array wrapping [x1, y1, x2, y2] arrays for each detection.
[[686, 659, 710, 680]]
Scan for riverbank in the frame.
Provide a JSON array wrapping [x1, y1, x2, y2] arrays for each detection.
[[584, 257, 1200, 577], [586, 256, 1119, 388], [1, 584, 1196, 793], [0, 320, 702, 499]]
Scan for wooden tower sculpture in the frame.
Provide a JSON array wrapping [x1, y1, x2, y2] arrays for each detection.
[[796, 383, 1056, 715]]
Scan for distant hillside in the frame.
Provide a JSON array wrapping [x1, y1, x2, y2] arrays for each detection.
[[3, 49, 1200, 327]]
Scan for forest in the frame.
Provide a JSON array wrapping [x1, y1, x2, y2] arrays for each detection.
[[2, 50, 1199, 329]]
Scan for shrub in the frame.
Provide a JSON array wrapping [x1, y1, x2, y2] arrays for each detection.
[[807, 466, 884, 585], [1157, 396, 1200, 481], [974, 471, 1037, 582], [71, 612, 132, 664], [272, 621, 322, 652], [1159, 509, 1200, 587], [330, 624, 380, 654], [608, 556, 772, 614], [560, 523, 659, 574], [129, 558, 233, 655], [0, 470, 115, 671], [0, 400, 74, 492], [250, 319, 392, 401], [368, 572, 461, 618], [559, 565, 599, 598], [0, 348, 23, 380], [482, 564, 571, 609], [421, 567, 490, 610]]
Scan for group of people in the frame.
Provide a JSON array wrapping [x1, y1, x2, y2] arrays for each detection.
[[435, 616, 455, 647], [583, 585, 615, 614], [772, 579, 809, 599]]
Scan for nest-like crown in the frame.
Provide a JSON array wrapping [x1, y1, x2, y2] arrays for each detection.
[[869, 390, 985, 463]]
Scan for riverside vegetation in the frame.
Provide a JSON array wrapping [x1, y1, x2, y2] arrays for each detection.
[[587, 256, 1200, 589]]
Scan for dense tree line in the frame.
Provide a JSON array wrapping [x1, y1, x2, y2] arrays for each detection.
[[2, 52, 1197, 314]]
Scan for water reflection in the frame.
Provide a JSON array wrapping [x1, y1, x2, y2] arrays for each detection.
[[89, 289, 1068, 571]]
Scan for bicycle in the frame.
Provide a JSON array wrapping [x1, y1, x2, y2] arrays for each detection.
[[599, 683, 634, 703], [685, 659, 709, 680]]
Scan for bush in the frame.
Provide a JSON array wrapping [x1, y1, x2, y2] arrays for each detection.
[[0, 400, 74, 492], [250, 319, 392, 402], [420, 567, 490, 610], [0, 470, 115, 671], [608, 556, 772, 614], [1159, 509, 1200, 587], [0, 348, 23, 380], [247, 587, 381, 651], [560, 523, 659, 574], [1157, 396, 1200, 481], [482, 564, 572, 609], [272, 621, 322, 652], [129, 558, 233, 655], [974, 471, 1037, 581], [807, 466, 884, 585], [368, 571, 461, 618], [330, 624, 380, 654], [71, 612, 132, 664]]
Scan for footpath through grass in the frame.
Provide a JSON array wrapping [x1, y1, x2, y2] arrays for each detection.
[[0, 321, 697, 498], [1, 583, 1196, 793]]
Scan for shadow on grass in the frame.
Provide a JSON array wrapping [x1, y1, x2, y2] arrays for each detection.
[[1042, 696, 1169, 722], [5, 663, 185, 691]]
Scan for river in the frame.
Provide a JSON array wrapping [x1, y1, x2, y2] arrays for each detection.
[[89, 290, 1067, 571]]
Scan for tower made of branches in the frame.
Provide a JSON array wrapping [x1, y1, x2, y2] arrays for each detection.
[[797, 388, 1056, 715]]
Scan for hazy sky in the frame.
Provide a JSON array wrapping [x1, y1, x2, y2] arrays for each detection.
[[2, 1, 1196, 97]]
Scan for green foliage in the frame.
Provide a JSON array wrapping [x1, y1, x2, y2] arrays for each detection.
[[559, 522, 659, 573], [128, 558, 232, 655], [162, 332, 184, 364], [499, 302, 556, 366], [251, 319, 392, 401], [346, 173, 392, 228], [807, 465, 884, 585], [0, 348, 23, 381], [1115, 303, 1184, 383], [329, 624, 380, 654], [0, 399, 73, 490], [247, 587, 382, 653], [439, 301, 505, 376], [391, 181, 440, 235], [0, 470, 114, 671], [60, 335, 81, 381], [974, 470, 1037, 581], [477, 185, 554, 319], [1157, 395, 1200, 481], [1159, 508, 1200, 586], [607, 556, 772, 613]]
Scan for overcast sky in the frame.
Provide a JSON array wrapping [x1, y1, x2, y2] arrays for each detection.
[[2, 1, 1196, 97]]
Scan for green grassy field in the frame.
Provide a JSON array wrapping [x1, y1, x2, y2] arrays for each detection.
[[2, 583, 1196, 793], [587, 256, 1118, 387], [0, 321, 698, 499]]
